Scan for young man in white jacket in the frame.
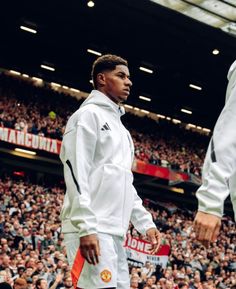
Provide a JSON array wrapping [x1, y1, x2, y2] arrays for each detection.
[[193, 60, 236, 247], [60, 54, 161, 289]]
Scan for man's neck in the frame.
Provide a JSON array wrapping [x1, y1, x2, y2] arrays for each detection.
[[97, 88, 120, 105]]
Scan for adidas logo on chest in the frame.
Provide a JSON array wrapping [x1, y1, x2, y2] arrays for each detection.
[[101, 122, 111, 131]]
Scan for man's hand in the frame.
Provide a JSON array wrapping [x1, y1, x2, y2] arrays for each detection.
[[55, 273, 64, 284], [80, 234, 101, 265], [193, 211, 221, 247], [146, 227, 161, 254]]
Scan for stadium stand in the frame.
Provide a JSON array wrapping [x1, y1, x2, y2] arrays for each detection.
[[0, 174, 235, 289], [0, 73, 208, 176]]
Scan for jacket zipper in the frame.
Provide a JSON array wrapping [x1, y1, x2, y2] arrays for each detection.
[[118, 113, 126, 229], [66, 160, 81, 194]]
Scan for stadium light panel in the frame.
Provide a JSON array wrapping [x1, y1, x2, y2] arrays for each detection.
[[15, 148, 36, 155], [189, 84, 202, 90], [22, 74, 29, 78], [87, 1, 95, 7], [172, 119, 181, 124], [203, 128, 211, 133], [124, 104, 133, 109], [87, 49, 102, 56], [212, 49, 220, 55], [140, 109, 150, 114], [51, 82, 61, 87], [32, 77, 43, 82], [187, 123, 196, 128], [139, 95, 151, 102], [181, 108, 192, 114], [9, 70, 21, 75], [20, 25, 37, 34], [139, 66, 153, 74], [40, 64, 55, 71], [157, 114, 165, 119], [70, 88, 80, 93]]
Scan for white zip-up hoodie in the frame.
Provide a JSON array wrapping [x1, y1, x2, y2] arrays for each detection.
[[60, 90, 156, 238], [196, 60, 236, 219]]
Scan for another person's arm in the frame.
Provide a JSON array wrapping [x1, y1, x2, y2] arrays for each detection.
[[49, 273, 64, 289], [194, 61, 236, 246]]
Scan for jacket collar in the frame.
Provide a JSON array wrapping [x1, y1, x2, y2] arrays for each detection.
[[82, 90, 125, 116]]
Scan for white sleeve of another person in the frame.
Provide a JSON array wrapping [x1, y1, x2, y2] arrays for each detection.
[[196, 60, 236, 218]]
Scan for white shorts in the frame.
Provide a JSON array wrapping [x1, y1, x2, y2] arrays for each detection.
[[63, 232, 129, 289]]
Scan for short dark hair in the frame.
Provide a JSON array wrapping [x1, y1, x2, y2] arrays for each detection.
[[0, 282, 13, 289], [35, 279, 45, 289], [178, 282, 188, 289], [91, 54, 128, 89]]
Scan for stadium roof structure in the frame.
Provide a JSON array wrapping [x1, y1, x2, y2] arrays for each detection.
[[1, 0, 236, 129]]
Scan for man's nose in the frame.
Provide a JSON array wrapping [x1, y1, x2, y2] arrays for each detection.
[[126, 78, 132, 87]]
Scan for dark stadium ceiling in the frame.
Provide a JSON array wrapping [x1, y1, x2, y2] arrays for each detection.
[[1, 0, 236, 129]]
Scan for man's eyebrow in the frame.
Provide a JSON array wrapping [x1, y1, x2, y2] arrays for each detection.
[[116, 71, 130, 78]]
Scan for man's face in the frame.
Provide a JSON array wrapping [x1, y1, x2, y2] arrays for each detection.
[[37, 262, 44, 270], [130, 279, 139, 288], [64, 277, 73, 288], [39, 279, 48, 289], [26, 268, 33, 276], [145, 261, 151, 268], [147, 278, 153, 286], [165, 280, 173, 289], [99, 64, 132, 104]]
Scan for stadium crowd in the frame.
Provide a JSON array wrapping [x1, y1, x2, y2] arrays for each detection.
[[0, 73, 207, 175], [1, 71, 234, 288], [0, 176, 235, 289]]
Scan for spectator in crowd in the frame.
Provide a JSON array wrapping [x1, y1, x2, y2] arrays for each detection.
[[130, 277, 139, 289], [13, 278, 28, 289], [0, 283, 13, 289], [141, 261, 155, 279], [35, 278, 48, 289], [61, 275, 73, 289]]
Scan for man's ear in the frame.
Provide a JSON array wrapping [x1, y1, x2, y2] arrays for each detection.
[[97, 73, 106, 87]]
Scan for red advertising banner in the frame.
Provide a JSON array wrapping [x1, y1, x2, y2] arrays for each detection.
[[0, 128, 190, 183], [132, 159, 189, 182], [169, 170, 189, 182], [0, 127, 62, 154]]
